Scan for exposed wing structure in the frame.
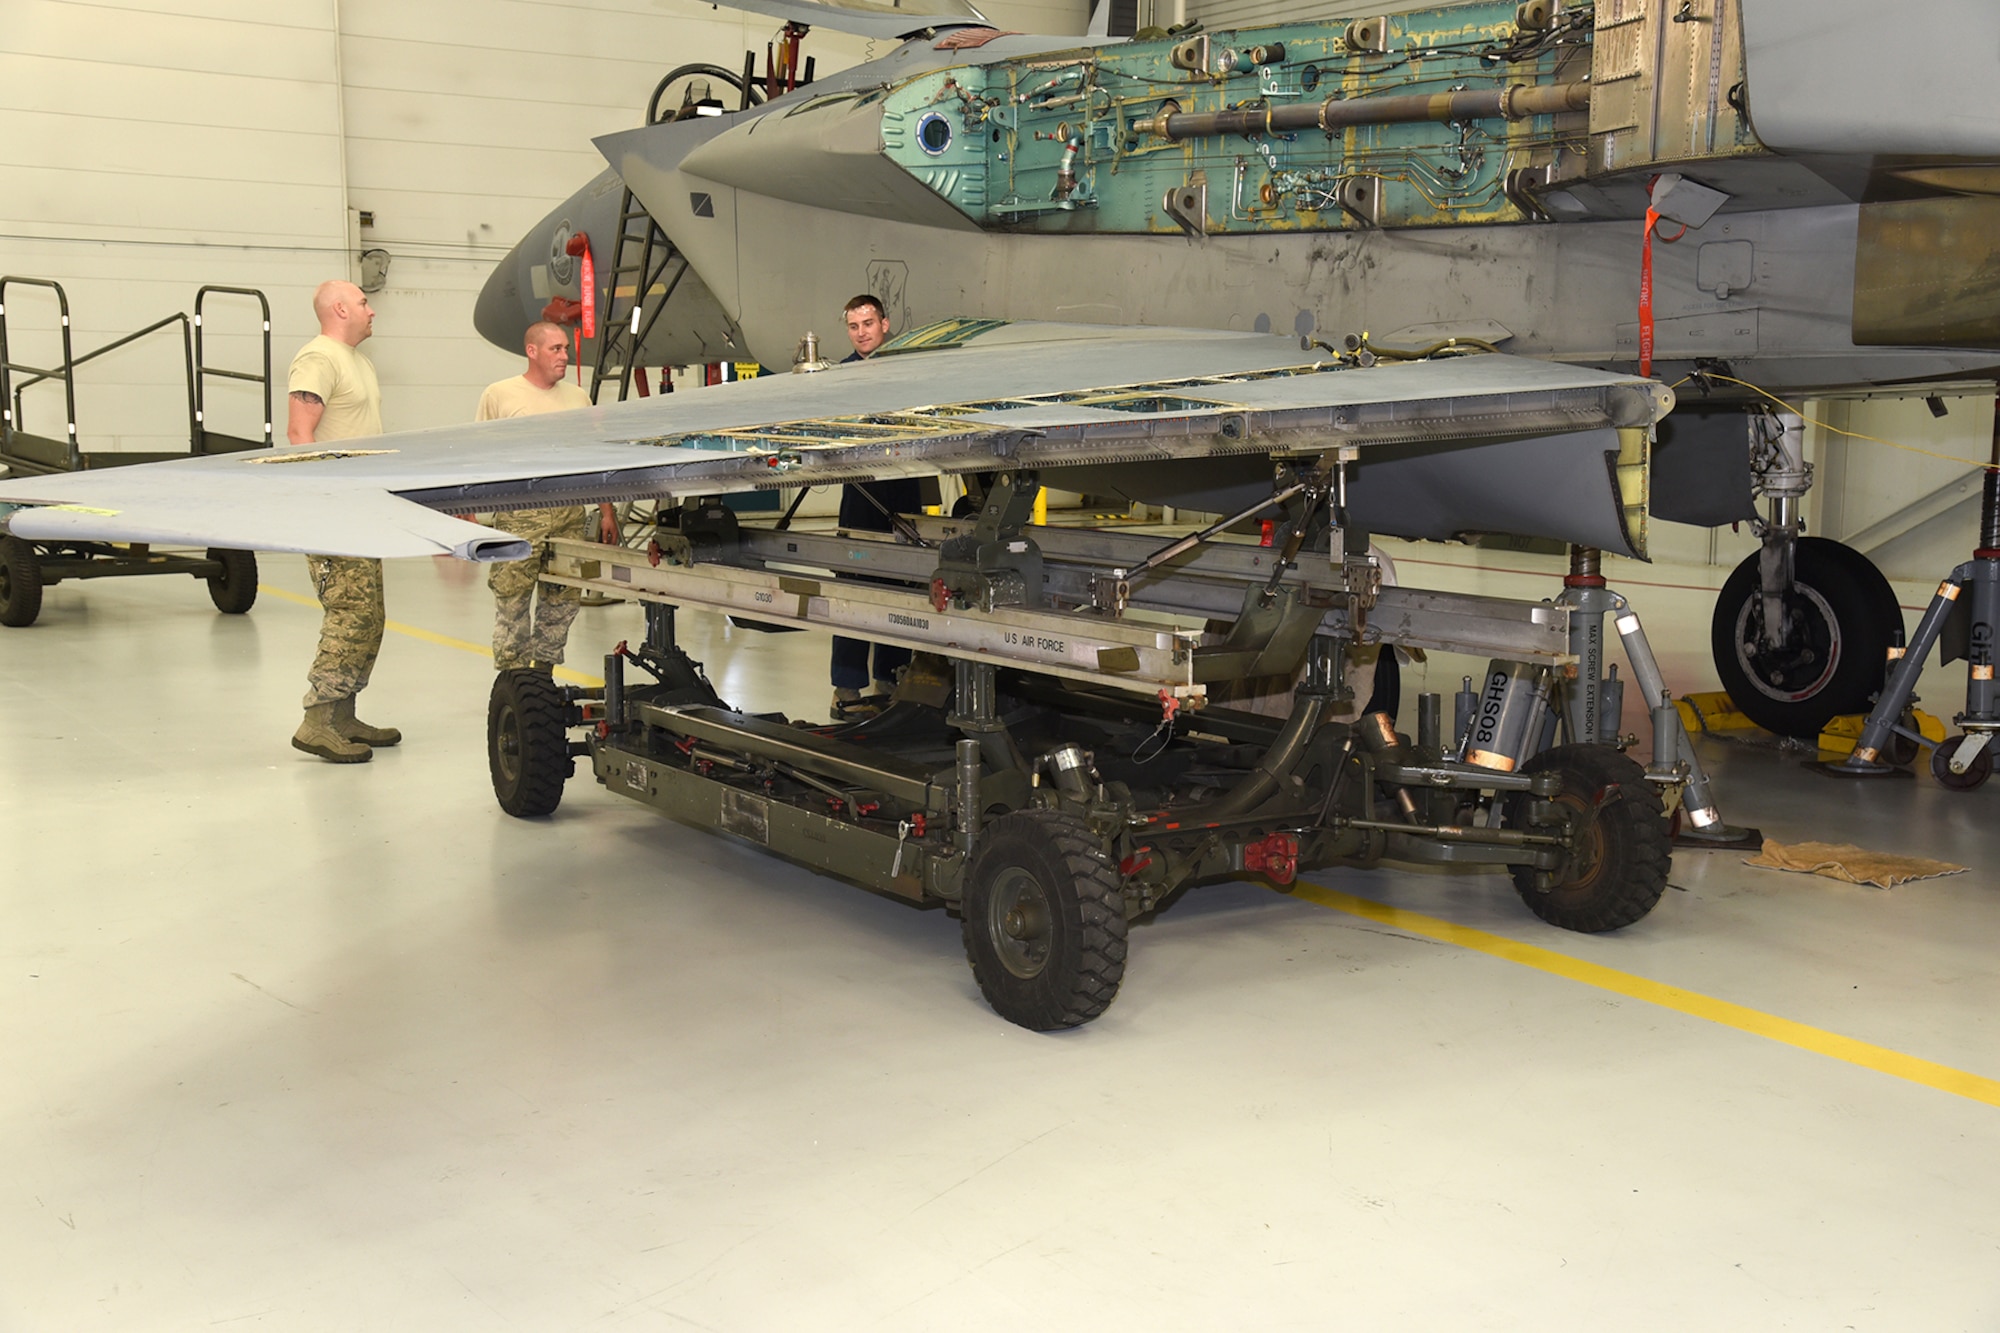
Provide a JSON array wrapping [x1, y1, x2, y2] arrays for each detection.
[[0, 323, 1672, 561]]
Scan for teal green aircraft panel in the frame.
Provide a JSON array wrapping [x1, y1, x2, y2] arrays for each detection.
[[875, 4, 1651, 236]]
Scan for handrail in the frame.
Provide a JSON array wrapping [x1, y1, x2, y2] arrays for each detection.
[[0, 277, 272, 468], [194, 285, 273, 451], [14, 313, 190, 394], [0, 276, 81, 467]]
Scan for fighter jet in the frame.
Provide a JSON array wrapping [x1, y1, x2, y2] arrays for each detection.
[[475, 0, 2000, 737]]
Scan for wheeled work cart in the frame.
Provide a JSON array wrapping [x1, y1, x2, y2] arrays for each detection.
[[0, 278, 270, 626], [487, 481, 1709, 1029]]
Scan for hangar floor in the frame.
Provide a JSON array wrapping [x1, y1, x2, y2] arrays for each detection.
[[2, 537, 1995, 1331]]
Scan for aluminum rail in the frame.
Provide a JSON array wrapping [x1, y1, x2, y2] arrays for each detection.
[[733, 525, 1573, 663]]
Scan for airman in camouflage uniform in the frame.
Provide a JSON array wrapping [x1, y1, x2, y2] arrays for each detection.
[[486, 504, 586, 669], [474, 321, 610, 671], [303, 554, 386, 705], [286, 280, 400, 764]]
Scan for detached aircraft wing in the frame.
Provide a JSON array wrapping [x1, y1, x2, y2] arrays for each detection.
[[0, 322, 1672, 561], [705, 0, 993, 41]]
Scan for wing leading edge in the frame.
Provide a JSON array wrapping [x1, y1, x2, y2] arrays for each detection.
[[0, 322, 1673, 561]]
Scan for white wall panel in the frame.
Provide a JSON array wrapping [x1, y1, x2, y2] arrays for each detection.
[[337, 0, 753, 65], [7, 0, 333, 82], [0, 54, 333, 135], [0, 164, 345, 246], [341, 87, 638, 154], [59, 0, 327, 26], [0, 110, 337, 188]]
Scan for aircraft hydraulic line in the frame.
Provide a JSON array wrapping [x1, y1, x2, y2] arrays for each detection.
[[1134, 81, 1591, 142]]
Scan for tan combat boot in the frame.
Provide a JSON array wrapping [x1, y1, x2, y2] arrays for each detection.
[[331, 695, 401, 747], [293, 703, 372, 763]]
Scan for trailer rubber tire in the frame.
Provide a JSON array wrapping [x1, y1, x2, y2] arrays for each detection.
[[204, 548, 259, 614], [1507, 743, 1670, 933], [962, 808, 1127, 1030], [1711, 537, 1901, 739], [0, 537, 43, 628], [488, 668, 573, 817], [1930, 735, 1992, 791]]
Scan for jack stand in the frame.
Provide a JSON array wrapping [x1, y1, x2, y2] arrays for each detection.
[[947, 657, 1028, 776], [1823, 445, 2000, 789], [1558, 545, 1762, 849]]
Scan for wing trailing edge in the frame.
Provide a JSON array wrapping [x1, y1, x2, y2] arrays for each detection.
[[2, 484, 530, 563]]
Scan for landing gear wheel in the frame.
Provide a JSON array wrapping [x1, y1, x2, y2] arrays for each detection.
[[961, 808, 1128, 1030], [1507, 743, 1671, 933], [0, 537, 44, 628], [1712, 537, 1901, 738], [488, 668, 574, 817], [204, 547, 259, 614], [1930, 735, 1992, 791]]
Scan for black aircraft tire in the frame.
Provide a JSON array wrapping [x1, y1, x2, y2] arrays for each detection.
[[488, 668, 573, 818], [0, 537, 44, 628], [961, 808, 1127, 1031], [1711, 538, 1901, 739], [1508, 744, 1670, 934], [204, 547, 259, 614]]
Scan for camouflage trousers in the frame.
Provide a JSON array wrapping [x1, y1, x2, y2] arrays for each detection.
[[302, 555, 385, 706], [488, 507, 585, 670]]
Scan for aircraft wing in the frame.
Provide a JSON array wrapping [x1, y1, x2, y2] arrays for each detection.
[[702, 0, 991, 41], [0, 322, 1673, 562]]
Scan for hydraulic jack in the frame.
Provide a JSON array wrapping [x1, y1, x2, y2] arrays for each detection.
[[1824, 434, 2000, 790], [1549, 545, 1760, 847]]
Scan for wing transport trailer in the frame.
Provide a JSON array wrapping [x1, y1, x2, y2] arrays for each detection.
[[484, 478, 1743, 1030]]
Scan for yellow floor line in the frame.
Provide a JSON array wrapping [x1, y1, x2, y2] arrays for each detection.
[[1288, 881, 2000, 1109], [257, 585, 604, 686]]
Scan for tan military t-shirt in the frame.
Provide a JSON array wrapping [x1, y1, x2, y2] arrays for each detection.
[[475, 375, 590, 421], [287, 334, 381, 442], [478, 374, 596, 545]]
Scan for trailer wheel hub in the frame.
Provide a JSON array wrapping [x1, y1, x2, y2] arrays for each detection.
[[989, 867, 1052, 977]]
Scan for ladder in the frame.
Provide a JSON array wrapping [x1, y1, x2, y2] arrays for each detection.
[[586, 191, 694, 405], [586, 52, 807, 403]]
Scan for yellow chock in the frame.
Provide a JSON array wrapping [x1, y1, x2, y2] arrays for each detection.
[[1675, 691, 1760, 735]]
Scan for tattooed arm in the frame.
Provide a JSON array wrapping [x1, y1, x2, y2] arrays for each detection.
[[287, 390, 324, 445]]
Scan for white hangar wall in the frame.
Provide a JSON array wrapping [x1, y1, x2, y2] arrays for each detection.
[[0, 0, 1088, 453]]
